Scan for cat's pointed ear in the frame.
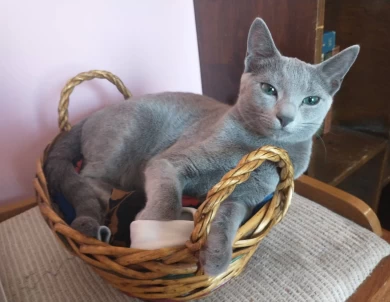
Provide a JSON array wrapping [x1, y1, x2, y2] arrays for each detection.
[[245, 18, 280, 72], [317, 45, 360, 95]]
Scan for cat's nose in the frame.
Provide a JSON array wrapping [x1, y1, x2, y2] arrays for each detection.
[[276, 103, 296, 128], [277, 115, 294, 127]]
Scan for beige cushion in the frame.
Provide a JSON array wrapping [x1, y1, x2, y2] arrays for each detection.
[[0, 194, 389, 302]]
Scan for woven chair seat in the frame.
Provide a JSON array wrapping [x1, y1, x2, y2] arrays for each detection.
[[1, 193, 389, 302]]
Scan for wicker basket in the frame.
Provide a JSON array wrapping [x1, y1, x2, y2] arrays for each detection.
[[34, 70, 294, 301]]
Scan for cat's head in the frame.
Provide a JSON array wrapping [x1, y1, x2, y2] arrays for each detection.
[[236, 18, 359, 143]]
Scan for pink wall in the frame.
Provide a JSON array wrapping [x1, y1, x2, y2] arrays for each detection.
[[0, 1, 201, 204]]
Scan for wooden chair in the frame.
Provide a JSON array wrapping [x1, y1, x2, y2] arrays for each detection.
[[0, 175, 389, 301]]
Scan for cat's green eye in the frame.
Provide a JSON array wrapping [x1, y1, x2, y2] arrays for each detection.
[[302, 96, 320, 106], [260, 83, 277, 96]]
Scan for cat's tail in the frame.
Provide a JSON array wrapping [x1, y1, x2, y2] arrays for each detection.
[[44, 120, 104, 238]]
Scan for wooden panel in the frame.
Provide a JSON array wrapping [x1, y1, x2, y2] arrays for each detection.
[[383, 229, 390, 243], [308, 127, 387, 186], [378, 183, 390, 231], [383, 145, 390, 187], [325, 0, 390, 137], [194, 0, 323, 104], [296, 175, 382, 236], [337, 150, 386, 212], [314, 0, 326, 64], [0, 198, 37, 223]]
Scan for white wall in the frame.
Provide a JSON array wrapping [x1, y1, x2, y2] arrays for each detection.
[[0, 0, 201, 204]]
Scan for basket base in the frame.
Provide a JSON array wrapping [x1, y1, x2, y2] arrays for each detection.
[[121, 277, 230, 301]]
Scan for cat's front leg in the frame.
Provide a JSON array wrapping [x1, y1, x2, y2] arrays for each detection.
[[136, 159, 183, 220], [199, 163, 278, 276], [200, 201, 250, 276]]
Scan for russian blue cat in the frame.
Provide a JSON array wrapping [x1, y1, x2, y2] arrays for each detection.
[[45, 18, 359, 275]]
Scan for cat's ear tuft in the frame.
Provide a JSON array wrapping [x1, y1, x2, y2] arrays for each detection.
[[317, 45, 360, 95], [245, 18, 280, 72]]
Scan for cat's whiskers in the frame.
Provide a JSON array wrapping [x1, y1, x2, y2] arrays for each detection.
[[236, 109, 268, 131], [315, 133, 328, 161], [301, 122, 323, 127]]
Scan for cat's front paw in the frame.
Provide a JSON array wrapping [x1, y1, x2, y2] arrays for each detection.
[[200, 235, 232, 276]]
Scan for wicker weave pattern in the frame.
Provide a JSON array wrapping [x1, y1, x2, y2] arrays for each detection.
[[34, 70, 294, 301]]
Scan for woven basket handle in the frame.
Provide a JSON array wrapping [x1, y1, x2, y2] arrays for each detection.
[[58, 70, 132, 132], [187, 145, 294, 251]]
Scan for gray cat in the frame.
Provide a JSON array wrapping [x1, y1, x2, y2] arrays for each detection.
[[44, 18, 359, 276]]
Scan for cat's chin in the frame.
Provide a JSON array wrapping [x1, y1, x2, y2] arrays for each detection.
[[267, 129, 294, 141]]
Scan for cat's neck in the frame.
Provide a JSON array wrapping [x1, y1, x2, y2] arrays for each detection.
[[212, 106, 271, 150], [208, 105, 312, 177], [228, 103, 266, 137], [216, 104, 310, 151]]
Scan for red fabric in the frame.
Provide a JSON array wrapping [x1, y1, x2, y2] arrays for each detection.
[[74, 160, 83, 173], [182, 195, 200, 207]]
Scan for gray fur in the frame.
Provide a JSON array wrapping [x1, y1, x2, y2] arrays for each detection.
[[44, 18, 359, 276]]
